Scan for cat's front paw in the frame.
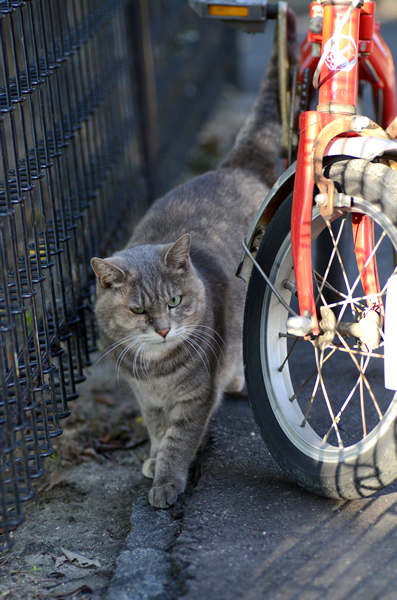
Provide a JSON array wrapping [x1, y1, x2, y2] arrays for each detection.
[[142, 458, 156, 479], [148, 478, 185, 509]]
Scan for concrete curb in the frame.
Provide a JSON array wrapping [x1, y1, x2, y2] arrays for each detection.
[[106, 484, 181, 600]]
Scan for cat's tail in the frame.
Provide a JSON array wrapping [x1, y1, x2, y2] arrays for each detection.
[[220, 8, 299, 187]]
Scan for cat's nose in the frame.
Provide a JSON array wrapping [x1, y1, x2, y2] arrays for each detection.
[[157, 328, 170, 338]]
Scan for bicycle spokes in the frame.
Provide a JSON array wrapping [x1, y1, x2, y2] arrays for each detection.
[[283, 209, 393, 447]]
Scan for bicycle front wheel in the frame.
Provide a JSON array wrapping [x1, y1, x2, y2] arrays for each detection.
[[244, 159, 397, 499]]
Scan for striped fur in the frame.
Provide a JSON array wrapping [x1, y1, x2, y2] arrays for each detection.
[[91, 11, 298, 509]]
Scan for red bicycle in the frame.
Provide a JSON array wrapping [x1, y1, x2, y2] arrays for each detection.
[[191, 0, 397, 499]]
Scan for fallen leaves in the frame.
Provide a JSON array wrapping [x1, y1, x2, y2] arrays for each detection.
[[53, 416, 148, 471], [44, 467, 73, 492], [48, 584, 93, 598], [58, 548, 101, 569], [94, 393, 116, 406], [89, 418, 148, 459]]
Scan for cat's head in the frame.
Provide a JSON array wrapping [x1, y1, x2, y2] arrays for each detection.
[[91, 234, 206, 353]]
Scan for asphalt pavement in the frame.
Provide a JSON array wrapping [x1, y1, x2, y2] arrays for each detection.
[[107, 394, 397, 600]]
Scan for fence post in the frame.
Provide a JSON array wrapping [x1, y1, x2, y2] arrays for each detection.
[[128, 0, 159, 202]]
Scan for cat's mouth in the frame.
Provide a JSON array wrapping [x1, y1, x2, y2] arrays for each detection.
[[151, 330, 177, 345], [145, 336, 179, 356]]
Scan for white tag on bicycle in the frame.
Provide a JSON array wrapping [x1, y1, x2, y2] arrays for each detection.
[[384, 274, 397, 391]]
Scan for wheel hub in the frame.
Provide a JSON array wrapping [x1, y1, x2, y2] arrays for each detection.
[[286, 304, 382, 350]]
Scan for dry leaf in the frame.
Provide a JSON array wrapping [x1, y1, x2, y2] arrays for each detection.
[[45, 468, 72, 492], [94, 393, 115, 406], [50, 584, 93, 598], [82, 447, 97, 458], [60, 547, 101, 569], [54, 555, 68, 569]]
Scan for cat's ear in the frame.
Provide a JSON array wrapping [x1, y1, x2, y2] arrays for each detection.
[[91, 257, 126, 288], [165, 234, 191, 271]]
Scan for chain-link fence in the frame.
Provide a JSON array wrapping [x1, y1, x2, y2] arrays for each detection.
[[0, 0, 235, 551]]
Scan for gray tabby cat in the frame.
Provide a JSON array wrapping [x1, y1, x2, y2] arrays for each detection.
[[91, 12, 298, 509]]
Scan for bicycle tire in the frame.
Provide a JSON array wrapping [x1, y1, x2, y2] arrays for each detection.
[[243, 159, 397, 499]]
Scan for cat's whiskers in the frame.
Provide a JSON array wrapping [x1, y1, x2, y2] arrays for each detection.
[[185, 330, 220, 366], [131, 343, 141, 381], [183, 325, 224, 359], [181, 340, 195, 363], [175, 323, 219, 351], [185, 323, 225, 344], [194, 324, 225, 344], [116, 338, 141, 384], [116, 339, 138, 373], [132, 341, 149, 382], [187, 327, 219, 348], [181, 334, 210, 375], [140, 342, 150, 380], [95, 333, 137, 365]]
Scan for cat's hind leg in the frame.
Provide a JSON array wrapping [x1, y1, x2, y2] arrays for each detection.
[[142, 458, 156, 479], [224, 360, 245, 394]]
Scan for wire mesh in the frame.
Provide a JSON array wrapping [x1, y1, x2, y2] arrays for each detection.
[[0, 0, 235, 551]]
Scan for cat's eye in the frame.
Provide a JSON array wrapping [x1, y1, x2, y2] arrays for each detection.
[[131, 306, 145, 314], [168, 295, 182, 308]]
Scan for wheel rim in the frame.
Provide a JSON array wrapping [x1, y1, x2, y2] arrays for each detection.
[[261, 201, 397, 463]]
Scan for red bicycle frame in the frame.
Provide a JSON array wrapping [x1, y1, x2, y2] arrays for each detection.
[[292, 0, 397, 333]]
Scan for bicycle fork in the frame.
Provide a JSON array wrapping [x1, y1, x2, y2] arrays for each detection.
[[288, 108, 397, 389], [289, 110, 383, 334], [288, 0, 390, 347]]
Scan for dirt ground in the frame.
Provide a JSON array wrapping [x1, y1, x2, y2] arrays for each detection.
[[0, 354, 150, 600]]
